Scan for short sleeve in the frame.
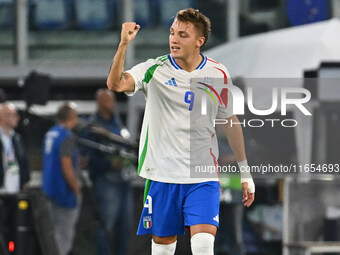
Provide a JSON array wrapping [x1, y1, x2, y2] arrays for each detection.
[[217, 88, 233, 119], [125, 61, 149, 96], [217, 66, 234, 119], [60, 137, 76, 158]]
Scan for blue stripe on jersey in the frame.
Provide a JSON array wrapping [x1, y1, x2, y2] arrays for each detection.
[[168, 54, 207, 70], [168, 54, 182, 70], [196, 55, 207, 70]]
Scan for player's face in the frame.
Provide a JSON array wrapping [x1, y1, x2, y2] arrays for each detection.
[[169, 20, 205, 60]]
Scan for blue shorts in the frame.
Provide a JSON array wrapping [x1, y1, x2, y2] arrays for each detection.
[[137, 180, 220, 237]]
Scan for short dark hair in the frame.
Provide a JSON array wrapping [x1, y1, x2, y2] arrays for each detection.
[[95, 88, 115, 101], [56, 102, 77, 122], [175, 8, 211, 47]]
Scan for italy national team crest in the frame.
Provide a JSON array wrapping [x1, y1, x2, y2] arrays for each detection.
[[143, 216, 152, 229]]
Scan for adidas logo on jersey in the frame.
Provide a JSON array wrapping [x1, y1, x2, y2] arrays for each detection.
[[165, 78, 177, 86]]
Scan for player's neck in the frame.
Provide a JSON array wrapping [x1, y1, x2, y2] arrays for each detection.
[[175, 53, 203, 72]]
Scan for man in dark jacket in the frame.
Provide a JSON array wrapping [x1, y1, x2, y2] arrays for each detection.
[[0, 103, 30, 193], [81, 89, 133, 255]]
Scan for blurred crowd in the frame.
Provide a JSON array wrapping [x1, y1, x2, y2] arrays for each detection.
[[0, 86, 251, 255], [0, 88, 134, 255]]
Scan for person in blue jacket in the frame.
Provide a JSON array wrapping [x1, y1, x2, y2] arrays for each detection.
[[42, 102, 80, 255]]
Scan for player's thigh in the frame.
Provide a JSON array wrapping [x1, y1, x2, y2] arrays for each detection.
[[152, 235, 177, 244], [190, 224, 217, 237], [183, 181, 220, 229], [137, 181, 185, 237]]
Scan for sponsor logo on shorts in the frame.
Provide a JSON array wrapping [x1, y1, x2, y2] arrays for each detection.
[[213, 214, 219, 224], [143, 216, 152, 229]]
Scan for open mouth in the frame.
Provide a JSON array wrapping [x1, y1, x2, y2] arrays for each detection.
[[171, 46, 180, 51]]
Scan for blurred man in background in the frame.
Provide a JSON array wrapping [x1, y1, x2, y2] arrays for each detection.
[[42, 102, 81, 255], [0, 103, 30, 193], [0, 89, 6, 103], [82, 89, 133, 255]]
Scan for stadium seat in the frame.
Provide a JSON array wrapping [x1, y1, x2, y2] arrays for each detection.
[[74, 0, 112, 30], [0, 0, 13, 28], [134, 0, 152, 27], [160, 0, 195, 27], [33, 0, 71, 29]]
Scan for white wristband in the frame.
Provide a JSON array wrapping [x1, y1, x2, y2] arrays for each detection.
[[238, 160, 255, 193]]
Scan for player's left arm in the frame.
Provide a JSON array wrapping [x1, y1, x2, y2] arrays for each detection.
[[222, 114, 255, 207]]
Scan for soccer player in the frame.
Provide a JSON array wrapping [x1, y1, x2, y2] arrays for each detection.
[[107, 8, 255, 255]]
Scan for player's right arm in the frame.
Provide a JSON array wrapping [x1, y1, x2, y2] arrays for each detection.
[[107, 22, 140, 93]]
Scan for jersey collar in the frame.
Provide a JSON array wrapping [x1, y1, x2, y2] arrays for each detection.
[[168, 54, 207, 70]]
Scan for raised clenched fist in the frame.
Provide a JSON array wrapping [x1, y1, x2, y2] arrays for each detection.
[[120, 22, 141, 45]]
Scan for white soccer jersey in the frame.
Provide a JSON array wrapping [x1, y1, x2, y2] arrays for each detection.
[[126, 54, 234, 184]]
